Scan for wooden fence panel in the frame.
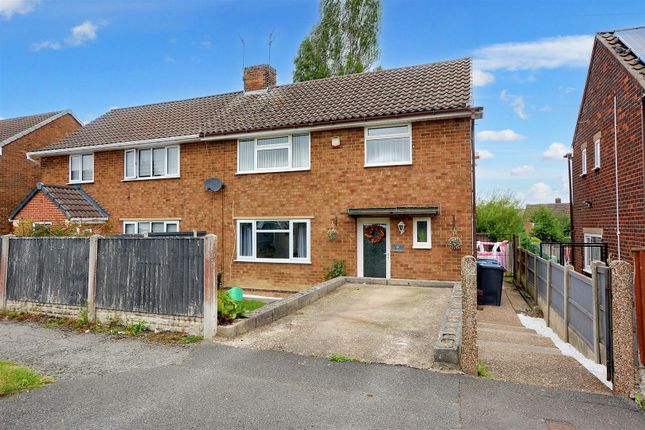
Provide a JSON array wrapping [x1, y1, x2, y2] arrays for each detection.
[[95, 237, 204, 316], [6, 238, 89, 306]]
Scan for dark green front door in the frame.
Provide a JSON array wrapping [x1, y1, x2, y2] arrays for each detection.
[[362, 223, 387, 278]]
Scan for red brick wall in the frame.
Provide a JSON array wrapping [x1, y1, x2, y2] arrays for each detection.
[[571, 38, 645, 272], [0, 114, 80, 233], [12, 191, 68, 225], [40, 119, 474, 291]]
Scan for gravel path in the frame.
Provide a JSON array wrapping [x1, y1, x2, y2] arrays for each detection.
[[0, 320, 193, 380]]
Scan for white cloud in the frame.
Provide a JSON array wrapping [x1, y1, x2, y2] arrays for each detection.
[[476, 129, 527, 142], [0, 0, 38, 19], [200, 40, 213, 49], [543, 142, 569, 159], [527, 182, 555, 203], [510, 165, 536, 176], [500, 90, 527, 120], [472, 68, 495, 87], [477, 149, 495, 160], [65, 21, 99, 46], [474, 35, 594, 71], [538, 105, 553, 112], [31, 40, 61, 51]]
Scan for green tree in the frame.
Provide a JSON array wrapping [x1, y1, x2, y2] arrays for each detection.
[[293, 0, 382, 82], [530, 206, 565, 243], [476, 192, 524, 242]]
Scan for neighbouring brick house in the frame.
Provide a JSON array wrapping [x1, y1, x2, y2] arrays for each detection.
[[570, 27, 645, 274], [0, 111, 81, 234], [17, 58, 482, 293]]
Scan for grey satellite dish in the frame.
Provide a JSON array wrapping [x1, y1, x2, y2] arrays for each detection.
[[204, 178, 224, 192]]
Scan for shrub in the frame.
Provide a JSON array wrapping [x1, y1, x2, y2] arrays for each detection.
[[217, 291, 243, 323], [476, 192, 524, 242], [324, 259, 346, 280]]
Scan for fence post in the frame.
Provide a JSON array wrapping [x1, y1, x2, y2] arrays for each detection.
[[533, 253, 538, 299], [546, 259, 552, 327], [591, 261, 602, 363], [0, 235, 10, 309], [203, 234, 218, 339], [609, 260, 637, 396], [563, 264, 570, 343], [460, 255, 477, 375], [87, 235, 100, 322]]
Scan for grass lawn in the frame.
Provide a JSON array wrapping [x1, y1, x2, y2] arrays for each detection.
[[241, 299, 266, 313], [0, 361, 54, 396]]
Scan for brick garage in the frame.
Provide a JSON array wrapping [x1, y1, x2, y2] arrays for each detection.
[[570, 31, 645, 273], [38, 119, 475, 291], [0, 112, 80, 234]]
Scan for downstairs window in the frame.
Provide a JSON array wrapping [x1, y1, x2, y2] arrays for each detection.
[[237, 219, 310, 263]]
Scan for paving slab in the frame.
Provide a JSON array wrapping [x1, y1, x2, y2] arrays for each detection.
[[219, 283, 451, 369], [477, 282, 610, 394]]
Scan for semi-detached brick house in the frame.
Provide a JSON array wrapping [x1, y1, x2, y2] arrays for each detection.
[[0, 111, 81, 234], [569, 27, 645, 274], [15, 58, 483, 293]]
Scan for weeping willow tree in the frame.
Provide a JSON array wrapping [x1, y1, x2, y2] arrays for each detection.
[[293, 0, 382, 82]]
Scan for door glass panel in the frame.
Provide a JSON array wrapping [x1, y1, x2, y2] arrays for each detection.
[[363, 223, 387, 278]]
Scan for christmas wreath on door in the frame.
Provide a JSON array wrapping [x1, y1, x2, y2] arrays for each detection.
[[364, 224, 385, 244]]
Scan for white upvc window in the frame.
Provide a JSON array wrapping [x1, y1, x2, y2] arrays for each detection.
[[237, 134, 310, 174], [123, 220, 179, 234], [594, 138, 601, 169], [413, 217, 432, 249], [581, 147, 587, 175], [124, 145, 180, 180], [364, 124, 412, 167], [236, 219, 311, 264], [69, 153, 94, 183], [583, 233, 603, 273]]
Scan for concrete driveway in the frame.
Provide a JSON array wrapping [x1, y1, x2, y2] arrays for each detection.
[[220, 283, 452, 369]]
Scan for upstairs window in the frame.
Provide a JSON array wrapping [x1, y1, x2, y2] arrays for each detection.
[[594, 138, 601, 169], [365, 125, 412, 167], [123, 220, 179, 234], [69, 153, 94, 183], [124, 145, 180, 180], [581, 147, 587, 175], [238, 134, 310, 174]]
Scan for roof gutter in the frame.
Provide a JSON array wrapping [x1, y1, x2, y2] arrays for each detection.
[[26, 108, 483, 158], [27, 134, 200, 159], [200, 108, 483, 142]]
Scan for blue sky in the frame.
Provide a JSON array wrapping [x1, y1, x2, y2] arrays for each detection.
[[1, 0, 644, 204]]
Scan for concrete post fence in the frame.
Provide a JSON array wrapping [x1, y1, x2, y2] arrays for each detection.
[[87, 235, 100, 322], [460, 255, 477, 375], [0, 235, 9, 309], [203, 234, 218, 339], [609, 260, 638, 396]]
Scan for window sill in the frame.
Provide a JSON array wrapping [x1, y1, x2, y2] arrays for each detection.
[[68, 180, 94, 185], [413, 244, 432, 250], [593, 167, 600, 172], [122, 175, 180, 182], [234, 258, 312, 265], [236, 168, 310, 176], [580, 173, 587, 177], [364, 161, 412, 168]]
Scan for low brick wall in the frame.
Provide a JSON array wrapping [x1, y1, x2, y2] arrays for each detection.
[[432, 283, 463, 368], [5, 300, 204, 335]]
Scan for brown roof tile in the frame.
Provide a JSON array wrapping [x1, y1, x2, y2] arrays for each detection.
[[0, 111, 68, 146], [9, 183, 108, 221], [33, 58, 475, 153], [597, 27, 645, 89]]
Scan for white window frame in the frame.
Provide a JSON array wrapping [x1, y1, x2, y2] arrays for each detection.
[[364, 124, 412, 167], [412, 217, 432, 249], [594, 138, 601, 170], [236, 219, 311, 264], [69, 153, 94, 184], [581, 147, 587, 176], [123, 145, 180, 181], [122, 220, 180, 234], [237, 133, 310, 174], [583, 233, 602, 273]]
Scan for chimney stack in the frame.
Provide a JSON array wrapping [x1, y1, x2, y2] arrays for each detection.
[[555, 197, 562, 204], [243, 64, 276, 92]]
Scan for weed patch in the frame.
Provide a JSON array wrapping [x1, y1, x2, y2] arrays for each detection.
[[327, 353, 360, 363], [0, 361, 54, 396], [476, 360, 492, 378]]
